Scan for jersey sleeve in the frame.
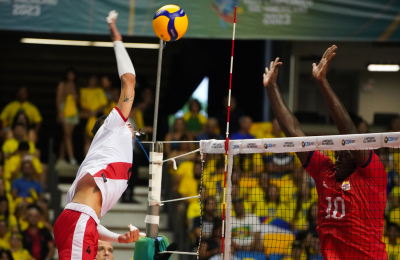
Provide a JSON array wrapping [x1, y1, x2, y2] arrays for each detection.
[[357, 150, 387, 188], [103, 107, 127, 130], [302, 150, 334, 184]]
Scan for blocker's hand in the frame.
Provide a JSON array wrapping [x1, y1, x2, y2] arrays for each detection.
[[312, 45, 337, 81], [263, 57, 283, 88]]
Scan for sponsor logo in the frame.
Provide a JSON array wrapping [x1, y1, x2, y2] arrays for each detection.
[[363, 137, 376, 143], [211, 143, 223, 149], [246, 143, 257, 148], [323, 181, 328, 188], [341, 181, 351, 191], [264, 143, 276, 149], [302, 141, 314, 148], [341, 139, 355, 146], [283, 141, 294, 147], [322, 139, 334, 145], [233, 144, 240, 149], [384, 136, 399, 143]]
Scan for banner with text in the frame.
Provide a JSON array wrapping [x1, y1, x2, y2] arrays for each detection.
[[1, 0, 400, 41]]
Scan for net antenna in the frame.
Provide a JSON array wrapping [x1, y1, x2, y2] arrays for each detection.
[[221, 6, 237, 260]]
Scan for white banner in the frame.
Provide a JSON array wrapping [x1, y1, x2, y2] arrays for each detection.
[[200, 133, 399, 155]]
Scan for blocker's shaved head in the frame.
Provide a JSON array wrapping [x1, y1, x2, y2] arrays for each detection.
[[96, 240, 114, 260]]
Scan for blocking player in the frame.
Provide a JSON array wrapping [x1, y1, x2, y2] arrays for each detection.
[[262, 46, 387, 259], [54, 11, 143, 259]]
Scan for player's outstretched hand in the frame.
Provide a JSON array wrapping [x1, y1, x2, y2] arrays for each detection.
[[118, 224, 145, 243], [263, 57, 283, 88], [312, 45, 337, 81], [107, 10, 122, 42]]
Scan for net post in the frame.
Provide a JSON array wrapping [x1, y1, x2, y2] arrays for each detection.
[[146, 142, 163, 239], [152, 38, 164, 143], [224, 140, 234, 260]]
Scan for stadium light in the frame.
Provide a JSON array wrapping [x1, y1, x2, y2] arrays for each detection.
[[20, 38, 160, 49], [367, 64, 400, 72]]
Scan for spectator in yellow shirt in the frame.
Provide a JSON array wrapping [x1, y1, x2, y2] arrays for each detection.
[[0, 87, 42, 139], [80, 75, 108, 155], [0, 220, 11, 250], [386, 223, 400, 260], [56, 68, 79, 165], [183, 99, 207, 138], [9, 232, 33, 260], [0, 198, 18, 232], [4, 142, 43, 185], [2, 124, 36, 160]]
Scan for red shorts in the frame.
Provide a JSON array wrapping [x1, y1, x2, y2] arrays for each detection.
[[54, 204, 100, 260]]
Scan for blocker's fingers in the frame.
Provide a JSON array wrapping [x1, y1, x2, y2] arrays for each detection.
[[270, 61, 274, 69], [322, 47, 330, 59], [274, 57, 280, 64], [265, 67, 269, 74], [312, 63, 316, 68]]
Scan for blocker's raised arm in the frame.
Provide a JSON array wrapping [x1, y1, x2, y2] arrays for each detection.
[[263, 58, 307, 164], [312, 45, 368, 163]]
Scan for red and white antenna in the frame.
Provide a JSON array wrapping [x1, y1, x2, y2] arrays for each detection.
[[221, 6, 237, 260]]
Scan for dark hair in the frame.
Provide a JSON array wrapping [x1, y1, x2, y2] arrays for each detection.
[[63, 68, 78, 84], [12, 111, 30, 130], [189, 99, 202, 112], [27, 204, 42, 215], [0, 249, 14, 260], [0, 197, 10, 224], [18, 141, 30, 152], [91, 115, 108, 136]]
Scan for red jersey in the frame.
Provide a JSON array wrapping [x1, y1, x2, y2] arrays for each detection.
[[303, 150, 387, 259]]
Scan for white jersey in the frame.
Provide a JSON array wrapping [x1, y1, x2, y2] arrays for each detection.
[[67, 107, 133, 217]]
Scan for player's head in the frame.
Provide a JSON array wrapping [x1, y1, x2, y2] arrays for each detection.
[[232, 197, 245, 218], [17, 86, 28, 102], [239, 116, 252, 132], [334, 150, 357, 181], [92, 115, 134, 138], [21, 160, 34, 178], [96, 240, 114, 260], [13, 123, 27, 140]]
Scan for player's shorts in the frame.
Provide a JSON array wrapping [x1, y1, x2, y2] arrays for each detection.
[[54, 203, 100, 260]]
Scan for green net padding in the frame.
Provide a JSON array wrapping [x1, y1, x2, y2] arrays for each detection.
[[133, 235, 170, 260]]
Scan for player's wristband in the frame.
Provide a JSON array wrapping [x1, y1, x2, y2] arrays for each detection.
[[114, 41, 136, 77], [97, 224, 120, 243]]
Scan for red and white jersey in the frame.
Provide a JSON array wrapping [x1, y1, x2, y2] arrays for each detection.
[[67, 107, 132, 217], [303, 150, 387, 259]]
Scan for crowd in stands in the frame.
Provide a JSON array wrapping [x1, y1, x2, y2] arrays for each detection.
[[0, 85, 55, 259]]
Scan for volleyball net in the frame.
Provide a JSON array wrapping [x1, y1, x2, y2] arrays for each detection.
[[198, 132, 400, 260]]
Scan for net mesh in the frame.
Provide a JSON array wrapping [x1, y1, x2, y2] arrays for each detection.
[[198, 133, 400, 260]]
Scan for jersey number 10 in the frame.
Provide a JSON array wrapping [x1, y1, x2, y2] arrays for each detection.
[[325, 197, 345, 219]]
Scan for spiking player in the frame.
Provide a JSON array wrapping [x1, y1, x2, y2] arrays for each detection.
[[262, 45, 387, 259], [53, 11, 144, 259]]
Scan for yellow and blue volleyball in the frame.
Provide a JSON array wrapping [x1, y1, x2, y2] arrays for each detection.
[[152, 5, 188, 42]]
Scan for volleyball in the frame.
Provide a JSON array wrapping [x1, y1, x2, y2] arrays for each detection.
[[152, 5, 188, 42]]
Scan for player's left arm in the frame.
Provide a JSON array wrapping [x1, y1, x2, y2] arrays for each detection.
[[98, 223, 145, 243], [108, 11, 136, 119], [313, 45, 368, 163]]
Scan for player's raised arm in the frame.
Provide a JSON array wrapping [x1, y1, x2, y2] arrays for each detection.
[[312, 45, 367, 162], [263, 58, 307, 164], [108, 11, 136, 119]]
